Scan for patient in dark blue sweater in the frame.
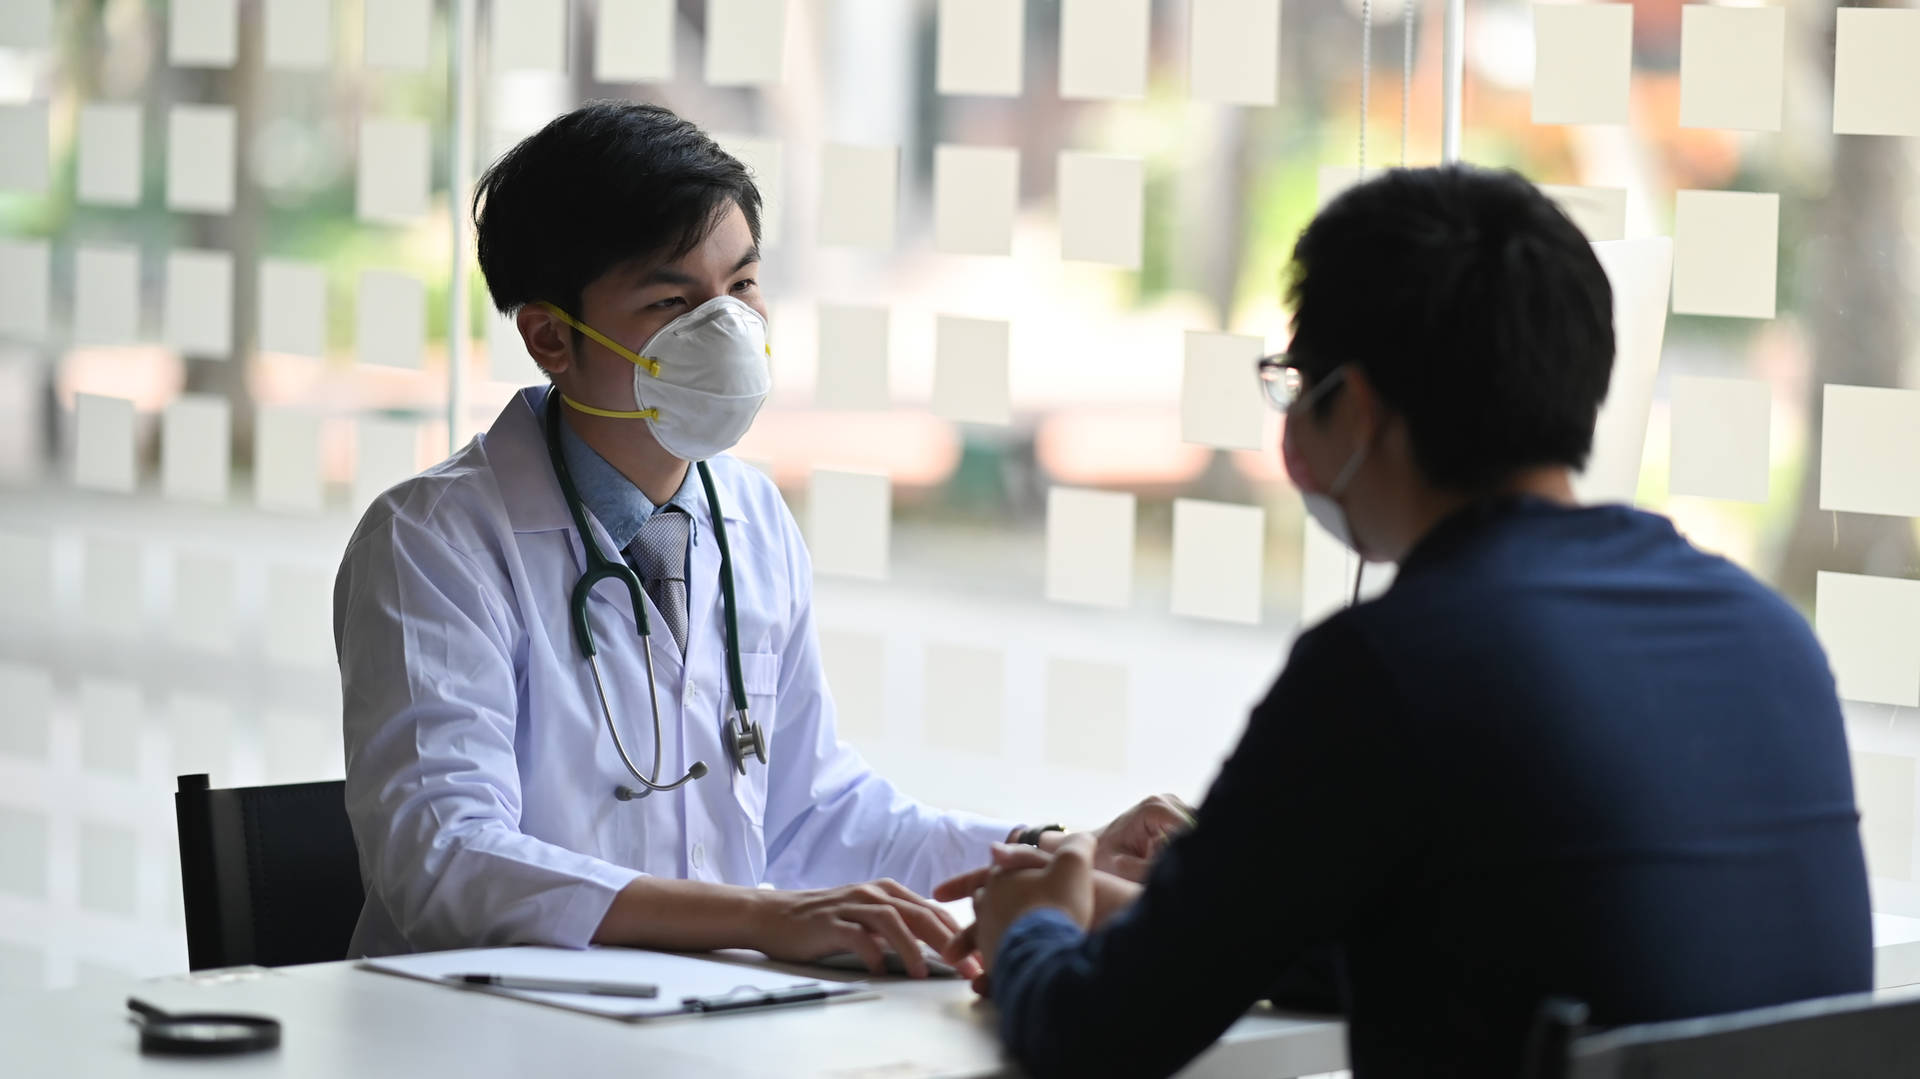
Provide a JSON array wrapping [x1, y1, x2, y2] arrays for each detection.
[[950, 168, 1873, 1078]]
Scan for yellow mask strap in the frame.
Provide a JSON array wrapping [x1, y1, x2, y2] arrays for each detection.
[[538, 302, 663, 378], [558, 393, 659, 421]]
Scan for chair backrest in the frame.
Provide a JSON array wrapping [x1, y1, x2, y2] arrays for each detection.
[[1529, 988, 1920, 1079], [174, 773, 364, 970]]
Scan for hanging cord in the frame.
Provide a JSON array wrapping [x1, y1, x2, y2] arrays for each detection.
[[1359, 0, 1372, 174], [1402, 0, 1415, 165]]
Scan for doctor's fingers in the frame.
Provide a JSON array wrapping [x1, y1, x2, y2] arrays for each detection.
[[826, 917, 891, 975], [871, 879, 965, 936], [839, 904, 934, 978]]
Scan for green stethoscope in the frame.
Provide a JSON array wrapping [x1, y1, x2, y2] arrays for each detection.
[[543, 391, 768, 801]]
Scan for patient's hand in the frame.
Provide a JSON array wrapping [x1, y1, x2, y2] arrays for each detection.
[[934, 842, 1144, 996]]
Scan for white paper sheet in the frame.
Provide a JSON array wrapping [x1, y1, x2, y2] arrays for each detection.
[[1575, 238, 1673, 505], [1538, 184, 1628, 242], [169, 0, 237, 68], [1045, 486, 1135, 610], [818, 628, 887, 740], [493, 0, 568, 72], [166, 104, 236, 214], [1060, 0, 1149, 101], [596, 0, 674, 82], [365, 0, 431, 70], [706, 0, 788, 86], [260, 258, 328, 358], [715, 134, 782, 246], [355, 416, 421, 512], [167, 692, 235, 779], [77, 104, 142, 207], [1058, 152, 1144, 269], [933, 314, 1011, 426], [255, 405, 325, 513], [0, 663, 53, 760], [358, 118, 431, 224], [1190, 0, 1281, 106], [1181, 331, 1267, 450], [1668, 375, 1768, 503], [74, 244, 140, 345], [78, 822, 138, 917], [1044, 657, 1129, 773], [1678, 5, 1784, 132], [265, 0, 332, 70], [1672, 190, 1777, 319], [0, 807, 48, 900], [924, 643, 1005, 755], [937, 0, 1024, 97], [1854, 752, 1917, 883], [1815, 571, 1920, 709], [162, 394, 231, 504], [807, 469, 891, 581], [0, 239, 49, 343], [0, 0, 52, 48], [1531, 3, 1633, 125], [0, 103, 48, 194], [0, 532, 53, 627], [82, 535, 142, 637], [934, 145, 1018, 257], [74, 393, 136, 494], [1170, 499, 1264, 625], [1833, 8, 1920, 138], [266, 564, 336, 670], [818, 144, 898, 251], [171, 551, 236, 655], [1820, 385, 1920, 519], [815, 304, 891, 411], [357, 270, 427, 368], [79, 678, 142, 778], [164, 248, 234, 359]]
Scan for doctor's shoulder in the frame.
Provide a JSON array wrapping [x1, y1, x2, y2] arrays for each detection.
[[341, 436, 511, 566]]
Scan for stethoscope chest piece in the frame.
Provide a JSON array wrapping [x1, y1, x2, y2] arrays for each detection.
[[726, 711, 768, 775]]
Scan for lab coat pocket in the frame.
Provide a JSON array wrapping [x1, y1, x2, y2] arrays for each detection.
[[729, 652, 781, 826]]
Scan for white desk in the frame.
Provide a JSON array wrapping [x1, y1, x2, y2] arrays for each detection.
[[0, 955, 1348, 1079]]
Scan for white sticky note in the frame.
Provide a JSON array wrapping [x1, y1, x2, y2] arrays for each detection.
[[1044, 657, 1129, 773], [366, 0, 431, 70], [493, 0, 568, 72], [162, 394, 231, 504], [355, 416, 420, 511], [1679, 5, 1784, 132], [933, 145, 1018, 257], [923, 644, 1004, 756], [1821, 385, 1920, 518], [1576, 238, 1673, 505], [1668, 376, 1768, 503], [1539, 184, 1627, 242], [357, 270, 426, 369], [0, 1, 52, 48], [488, 306, 528, 381], [171, 551, 236, 654], [1833, 9, 1920, 137], [358, 118, 431, 224], [1854, 752, 1917, 883], [0, 664, 53, 760], [1815, 571, 1920, 708], [715, 135, 783, 246], [167, 104, 236, 214], [0, 103, 49, 194], [79, 822, 138, 917], [260, 258, 328, 358], [1045, 486, 1135, 610], [74, 244, 140, 345], [596, 0, 674, 82], [707, 0, 788, 87], [0, 239, 49, 343], [937, 0, 1024, 98], [807, 469, 890, 581], [818, 144, 898, 251], [0, 807, 48, 899], [167, 692, 235, 778], [266, 565, 336, 669], [1182, 331, 1266, 450], [1531, 3, 1633, 126], [815, 304, 890, 411], [1190, 0, 1281, 106], [933, 315, 1011, 426], [818, 628, 886, 740], [256, 405, 325, 513], [74, 393, 136, 494], [1171, 499, 1264, 625], [164, 248, 234, 359], [77, 104, 142, 207], [81, 535, 142, 637], [265, 0, 332, 70], [170, 0, 238, 67], [80, 678, 143, 777], [1059, 152, 1144, 269], [0, 532, 53, 627], [1061, 0, 1149, 101], [1672, 190, 1777, 319]]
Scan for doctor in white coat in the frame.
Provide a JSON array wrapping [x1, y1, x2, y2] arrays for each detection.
[[335, 102, 1189, 974]]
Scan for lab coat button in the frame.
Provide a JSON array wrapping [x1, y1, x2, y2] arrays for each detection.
[[691, 843, 706, 870]]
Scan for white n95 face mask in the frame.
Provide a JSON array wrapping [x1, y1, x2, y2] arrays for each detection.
[[541, 296, 772, 462]]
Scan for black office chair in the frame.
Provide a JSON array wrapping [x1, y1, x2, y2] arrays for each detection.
[[174, 773, 365, 970], [1526, 988, 1920, 1078]]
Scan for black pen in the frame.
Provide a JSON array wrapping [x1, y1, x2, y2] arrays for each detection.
[[684, 985, 831, 1013], [445, 973, 659, 998]]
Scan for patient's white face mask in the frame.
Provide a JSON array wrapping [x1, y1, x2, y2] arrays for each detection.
[[542, 296, 772, 462]]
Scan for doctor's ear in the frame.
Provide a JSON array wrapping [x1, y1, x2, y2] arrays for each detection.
[[517, 304, 575, 376]]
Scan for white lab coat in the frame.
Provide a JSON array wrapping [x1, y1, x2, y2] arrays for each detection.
[[335, 386, 1015, 956]]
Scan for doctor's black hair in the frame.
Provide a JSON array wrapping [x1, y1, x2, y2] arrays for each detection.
[[1284, 165, 1615, 493], [473, 101, 762, 320]]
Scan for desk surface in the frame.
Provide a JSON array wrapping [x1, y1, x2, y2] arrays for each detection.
[[0, 954, 1348, 1079]]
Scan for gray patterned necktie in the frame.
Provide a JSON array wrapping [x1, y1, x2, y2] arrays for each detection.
[[626, 508, 690, 656]]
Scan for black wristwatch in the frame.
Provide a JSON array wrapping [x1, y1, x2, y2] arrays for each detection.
[[1015, 824, 1066, 847]]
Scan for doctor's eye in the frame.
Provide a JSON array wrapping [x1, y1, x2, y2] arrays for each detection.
[[650, 296, 688, 311], [731, 279, 758, 293]]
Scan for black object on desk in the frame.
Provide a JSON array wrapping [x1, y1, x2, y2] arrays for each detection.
[[128, 997, 281, 1056]]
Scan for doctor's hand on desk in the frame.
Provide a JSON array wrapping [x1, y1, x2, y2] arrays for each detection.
[[751, 879, 985, 981]]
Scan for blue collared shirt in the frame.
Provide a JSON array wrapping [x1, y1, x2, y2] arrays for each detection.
[[556, 419, 700, 584]]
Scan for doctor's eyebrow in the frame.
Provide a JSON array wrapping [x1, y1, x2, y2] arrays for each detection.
[[637, 247, 761, 288]]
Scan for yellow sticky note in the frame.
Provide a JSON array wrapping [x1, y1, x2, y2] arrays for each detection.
[[1531, 3, 1633, 126]]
